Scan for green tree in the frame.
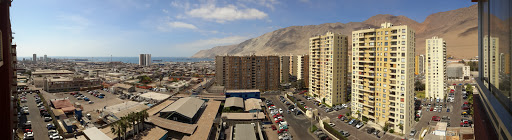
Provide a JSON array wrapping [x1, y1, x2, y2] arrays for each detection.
[[414, 81, 425, 91], [127, 112, 137, 136], [398, 123, 404, 134]]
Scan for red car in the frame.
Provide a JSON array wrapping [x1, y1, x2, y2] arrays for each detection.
[[274, 114, 282, 118], [271, 125, 277, 130], [453, 84, 456, 86], [430, 108, 434, 111], [432, 116, 441, 121], [275, 120, 281, 123], [338, 115, 344, 119], [277, 129, 288, 134], [24, 129, 32, 133]]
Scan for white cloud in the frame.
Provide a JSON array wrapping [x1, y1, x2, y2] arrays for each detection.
[[186, 4, 268, 23], [238, 0, 279, 10], [162, 9, 169, 14], [56, 15, 91, 33], [158, 21, 198, 31], [177, 36, 249, 50]]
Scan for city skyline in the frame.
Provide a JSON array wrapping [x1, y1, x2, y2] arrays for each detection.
[[12, 0, 473, 57]]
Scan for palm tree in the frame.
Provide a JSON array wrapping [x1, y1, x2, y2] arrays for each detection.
[[120, 117, 131, 140], [111, 122, 123, 140], [127, 112, 137, 137], [138, 110, 149, 131]]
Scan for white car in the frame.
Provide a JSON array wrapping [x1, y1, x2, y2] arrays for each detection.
[[342, 104, 348, 108], [355, 122, 364, 129], [328, 123, 335, 127], [279, 108, 284, 114], [48, 130, 58, 136], [44, 117, 52, 122], [49, 133, 63, 140], [24, 132, 34, 140]]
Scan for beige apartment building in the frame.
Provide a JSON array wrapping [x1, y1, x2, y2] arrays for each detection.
[[308, 32, 348, 106], [215, 55, 280, 91], [425, 36, 447, 101], [483, 36, 500, 88], [280, 55, 291, 83], [296, 54, 309, 87], [351, 22, 415, 134], [415, 54, 425, 75]]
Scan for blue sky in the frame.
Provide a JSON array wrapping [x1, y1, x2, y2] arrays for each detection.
[[12, 0, 474, 57]]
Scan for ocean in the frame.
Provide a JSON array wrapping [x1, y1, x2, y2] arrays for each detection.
[[17, 56, 213, 64]]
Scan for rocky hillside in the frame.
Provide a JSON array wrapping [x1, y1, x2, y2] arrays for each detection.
[[192, 5, 478, 59]]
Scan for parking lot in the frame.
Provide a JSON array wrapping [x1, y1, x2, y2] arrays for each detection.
[[411, 85, 472, 139], [264, 95, 315, 140], [292, 94, 397, 140], [19, 90, 51, 140]]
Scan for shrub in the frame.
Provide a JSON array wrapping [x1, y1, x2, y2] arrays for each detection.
[[323, 122, 348, 140], [310, 125, 318, 133], [389, 129, 395, 133]]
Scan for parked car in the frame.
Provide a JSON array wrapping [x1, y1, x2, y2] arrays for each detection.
[[410, 129, 416, 136], [23, 132, 34, 140], [355, 122, 364, 129], [367, 127, 375, 134], [348, 119, 356, 125], [432, 116, 441, 121], [271, 125, 277, 130], [328, 123, 335, 127], [44, 117, 53, 122]]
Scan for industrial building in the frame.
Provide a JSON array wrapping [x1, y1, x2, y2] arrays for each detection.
[[351, 22, 416, 134], [225, 89, 260, 100], [159, 97, 205, 124]]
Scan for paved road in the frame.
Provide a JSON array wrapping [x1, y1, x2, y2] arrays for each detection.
[[21, 91, 50, 140], [411, 85, 470, 139], [292, 94, 403, 140], [265, 95, 316, 140]]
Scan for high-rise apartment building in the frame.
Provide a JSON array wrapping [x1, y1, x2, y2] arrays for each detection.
[[32, 53, 36, 63], [415, 55, 425, 75], [138, 54, 151, 66], [215, 55, 280, 91], [483, 36, 500, 88], [296, 54, 309, 87], [0, 0, 15, 138], [351, 22, 415, 134], [473, 0, 512, 139], [280, 55, 290, 83], [290, 55, 298, 80], [44, 54, 47, 62], [425, 36, 446, 101], [308, 32, 348, 106]]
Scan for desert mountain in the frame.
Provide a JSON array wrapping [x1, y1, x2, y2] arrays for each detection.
[[192, 5, 478, 59]]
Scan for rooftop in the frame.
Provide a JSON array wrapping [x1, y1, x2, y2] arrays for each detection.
[[226, 89, 260, 93], [225, 97, 244, 109], [149, 116, 197, 135], [221, 112, 265, 120], [141, 127, 168, 140], [139, 92, 171, 102], [245, 98, 262, 111], [183, 101, 221, 140], [160, 97, 205, 119], [234, 124, 257, 140], [83, 127, 112, 140]]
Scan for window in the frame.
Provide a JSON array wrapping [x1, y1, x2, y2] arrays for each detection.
[[385, 31, 388, 35], [402, 29, 406, 33]]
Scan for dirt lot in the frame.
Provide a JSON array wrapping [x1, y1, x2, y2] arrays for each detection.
[[42, 89, 124, 113]]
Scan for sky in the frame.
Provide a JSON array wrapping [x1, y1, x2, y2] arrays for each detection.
[[11, 0, 474, 57]]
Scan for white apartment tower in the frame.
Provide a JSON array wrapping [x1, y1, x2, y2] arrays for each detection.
[[351, 22, 415, 134], [308, 32, 348, 106], [483, 36, 500, 88], [425, 36, 446, 101]]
